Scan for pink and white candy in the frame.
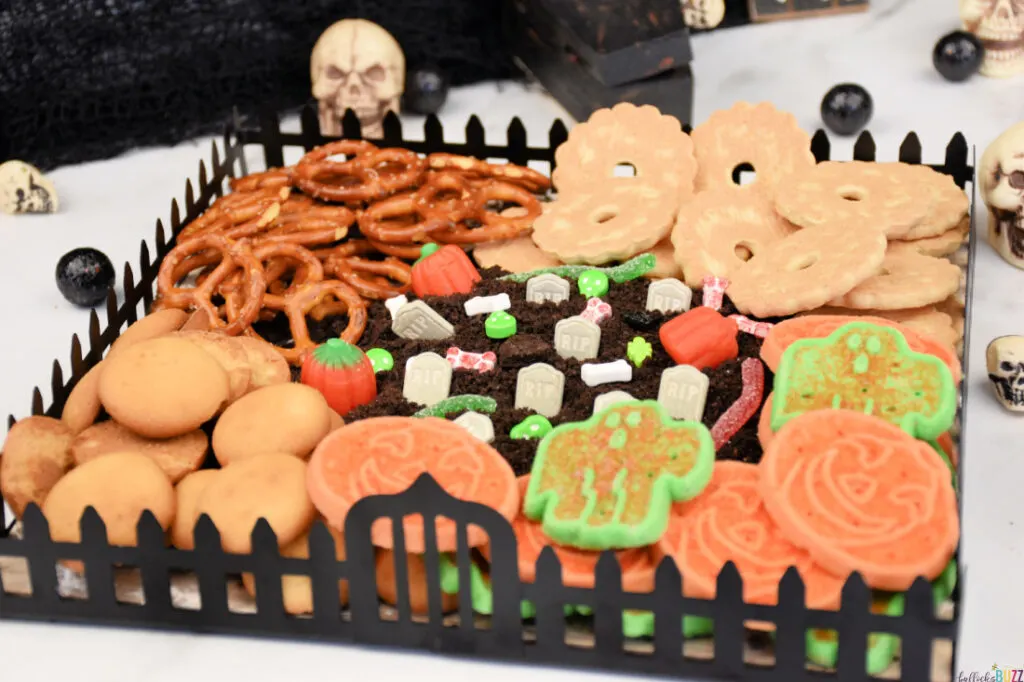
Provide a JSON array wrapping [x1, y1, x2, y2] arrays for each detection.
[[580, 297, 612, 325], [729, 314, 774, 338], [701, 275, 729, 312], [445, 347, 497, 373]]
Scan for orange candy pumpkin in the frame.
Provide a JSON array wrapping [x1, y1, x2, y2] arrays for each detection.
[[300, 339, 377, 417], [659, 306, 739, 370], [411, 243, 481, 297]]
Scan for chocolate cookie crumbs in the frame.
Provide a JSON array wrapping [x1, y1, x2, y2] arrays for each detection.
[[255, 266, 775, 476]]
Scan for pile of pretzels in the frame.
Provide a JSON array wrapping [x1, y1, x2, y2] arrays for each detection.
[[153, 141, 551, 364]]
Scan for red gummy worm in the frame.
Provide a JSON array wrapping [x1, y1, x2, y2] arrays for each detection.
[[710, 357, 765, 450]]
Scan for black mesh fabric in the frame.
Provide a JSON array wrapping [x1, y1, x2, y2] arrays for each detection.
[[0, 0, 515, 170]]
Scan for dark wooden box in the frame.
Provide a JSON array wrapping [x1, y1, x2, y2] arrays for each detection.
[[503, 0, 694, 125], [748, 0, 869, 22]]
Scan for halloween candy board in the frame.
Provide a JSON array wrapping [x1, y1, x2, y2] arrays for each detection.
[[0, 103, 972, 682]]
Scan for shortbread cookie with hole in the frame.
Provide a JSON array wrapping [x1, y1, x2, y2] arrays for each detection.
[[774, 161, 933, 238], [828, 250, 961, 310], [895, 164, 970, 241], [553, 103, 697, 200], [671, 188, 797, 288], [727, 223, 887, 318], [691, 101, 815, 200], [888, 215, 970, 258], [532, 179, 678, 265]]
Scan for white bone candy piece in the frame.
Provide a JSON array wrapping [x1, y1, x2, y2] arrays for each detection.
[[987, 336, 1024, 412], [580, 359, 632, 388], [0, 160, 58, 215], [464, 293, 511, 316], [453, 411, 495, 443], [384, 294, 409, 320], [592, 390, 637, 415]]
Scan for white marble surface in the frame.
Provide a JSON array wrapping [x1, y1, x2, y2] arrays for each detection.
[[1, 0, 1023, 679]]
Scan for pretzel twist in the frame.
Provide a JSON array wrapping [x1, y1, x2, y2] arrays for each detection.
[[426, 153, 551, 193]]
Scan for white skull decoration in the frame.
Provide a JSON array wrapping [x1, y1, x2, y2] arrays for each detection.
[[681, 0, 725, 30], [961, 0, 1024, 77], [311, 19, 405, 139], [0, 160, 58, 215], [980, 121, 1024, 268], [987, 335, 1024, 411]]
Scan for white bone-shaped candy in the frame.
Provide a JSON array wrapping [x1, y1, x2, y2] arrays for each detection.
[[464, 293, 512, 316], [384, 294, 409, 321], [581, 359, 633, 387]]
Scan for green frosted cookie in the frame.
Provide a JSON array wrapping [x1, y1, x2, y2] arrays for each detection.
[[772, 322, 957, 441], [524, 401, 714, 550]]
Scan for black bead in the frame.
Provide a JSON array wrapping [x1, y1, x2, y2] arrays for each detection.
[[402, 65, 449, 116], [623, 310, 660, 332], [56, 247, 115, 307], [820, 83, 873, 137], [933, 30, 984, 82]]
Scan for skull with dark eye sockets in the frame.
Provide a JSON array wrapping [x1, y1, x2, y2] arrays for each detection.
[[987, 335, 1024, 411]]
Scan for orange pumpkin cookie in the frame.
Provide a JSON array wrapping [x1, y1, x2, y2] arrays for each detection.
[[759, 410, 959, 591], [658, 461, 845, 609], [307, 417, 519, 553], [827, 250, 961, 311]]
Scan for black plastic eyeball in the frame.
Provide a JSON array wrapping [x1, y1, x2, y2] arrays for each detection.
[[821, 83, 873, 137], [403, 65, 449, 116], [933, 30, 984, 82], [56, 247, 115, 307]]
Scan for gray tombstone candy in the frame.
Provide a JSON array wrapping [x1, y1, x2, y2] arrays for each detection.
[[392, 300, 455, 341], [525, 273, 571, 304], [514, 362, 566, 418], [553, 315, 601, 360], [453, 411, 495, 443], [646, 278, 693, 314], [657, 365, 709, 421], [402, 351, 453, 406], [592, 390, 637, 415]]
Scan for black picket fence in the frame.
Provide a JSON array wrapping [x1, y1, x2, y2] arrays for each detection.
[[0, 103, 974, 682]]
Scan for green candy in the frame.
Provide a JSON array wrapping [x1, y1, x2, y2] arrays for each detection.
[[577, 269, 609, 298], [486, 310, 517, 339], [365, 348, 394, 373], [510, 414, 553, 440], [498, 253, 656, 284], [412, 394, 497, 418], [414, 242, 437, 263], [626, 337, 653, 368]]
